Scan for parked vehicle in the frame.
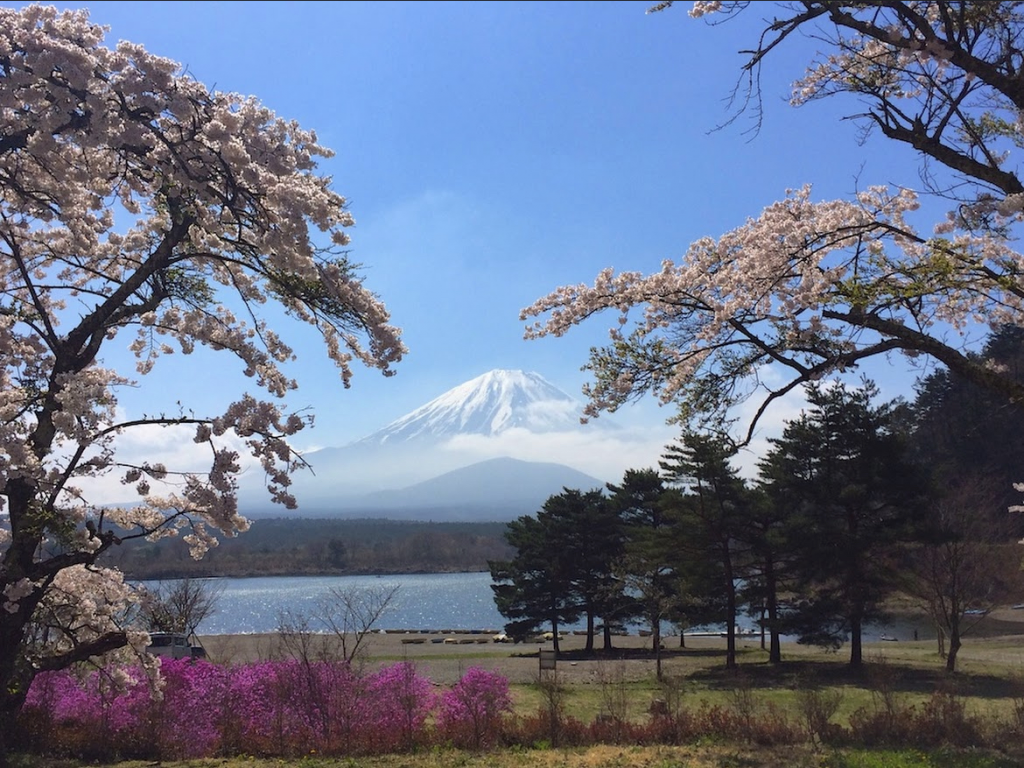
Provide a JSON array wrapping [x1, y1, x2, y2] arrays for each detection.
[[148, 632, 206, 659]]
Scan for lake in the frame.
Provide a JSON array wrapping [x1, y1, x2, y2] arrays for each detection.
[[163, 572, 508, 635], [150, 572, 932, 642]]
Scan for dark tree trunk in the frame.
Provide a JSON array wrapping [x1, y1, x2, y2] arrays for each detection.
[[850, 613, 863, 667], [947, 622, 962, 673], [0, 490, 40, 768], [653, 619, 663, 681], [723, 546, 737, 668], [0, 687, 26, 768], [763, 556, 782, 663], [602, 623, 614, 651]]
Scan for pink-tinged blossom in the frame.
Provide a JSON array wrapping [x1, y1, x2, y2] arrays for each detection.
[[688, 1, 722, 18], [0, 3, 404, 743], [24, 659, 442, 758], [524, 184, 971, 435], [3, 578, 36, 614], [525, 2, 1024, 442], [438, 666, 513, 749]]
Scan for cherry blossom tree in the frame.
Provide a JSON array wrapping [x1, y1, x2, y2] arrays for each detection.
[[522, 1, 1024, 444], [0, 5, 404, 756]]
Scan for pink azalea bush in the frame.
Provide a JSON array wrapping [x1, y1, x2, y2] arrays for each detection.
[[21, 658, 438, 759], [364, 661, 439, 752], [438, 666, 513, 749], [25, 658, 227, 759]]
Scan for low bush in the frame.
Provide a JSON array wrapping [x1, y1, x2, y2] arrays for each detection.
[[20, 659, 453, 760], [13, 655, 1024, 761], [437, 666, 512, 749]]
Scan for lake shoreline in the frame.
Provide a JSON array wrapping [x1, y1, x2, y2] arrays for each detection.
[[181, 571, 1012, 638], [197, 629, 773, 684], [140, 567, 493, 580]]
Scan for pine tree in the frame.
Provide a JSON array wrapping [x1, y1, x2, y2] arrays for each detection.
[[490, 512, 575, 653], [489, 487, 618, 654], [544, 488, 624, 653], [606, 469, 677, 677], [759, 381, 930, 667], [661, 434, 751, 669]]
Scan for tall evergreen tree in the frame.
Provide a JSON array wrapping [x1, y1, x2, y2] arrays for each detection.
[[661, 433, 750, 669], [606, 469, 677, 676], [489, 511, 579, 654], [911, 324, 1024, 540], [759, 381, 930, 667], [740, 486, 790, 664], [489, 487, 621, 655], [544, 488, 624, 653]]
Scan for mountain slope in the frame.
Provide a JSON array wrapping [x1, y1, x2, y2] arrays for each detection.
[[242, 369, 622, 520], [354, 369, 584, 445], [356, 456, 606, 512]]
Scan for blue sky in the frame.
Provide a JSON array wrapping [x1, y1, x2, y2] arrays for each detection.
[[31, 1, 953, 486]]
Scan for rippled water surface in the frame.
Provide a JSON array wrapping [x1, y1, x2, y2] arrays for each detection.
[[146, 572, 932, 642], [154, 572, 505, 635]]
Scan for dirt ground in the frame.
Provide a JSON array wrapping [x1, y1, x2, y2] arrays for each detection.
[[197, 607, 1024, 685], [198, 629, 710, 684]]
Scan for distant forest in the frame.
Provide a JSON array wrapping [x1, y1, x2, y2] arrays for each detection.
[[105, 518, 514, 580]]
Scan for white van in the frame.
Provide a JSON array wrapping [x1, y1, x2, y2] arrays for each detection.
[[148, 632, 206, 659]]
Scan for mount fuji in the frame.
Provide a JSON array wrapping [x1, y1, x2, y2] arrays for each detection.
[[243, 369, 618, 521], [354, 369, 584, 445]]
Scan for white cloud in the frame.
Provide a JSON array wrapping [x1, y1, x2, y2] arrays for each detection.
[[71, 421, 259, 507], [440, 422, 677, 485], [730, 387, 810, 479]]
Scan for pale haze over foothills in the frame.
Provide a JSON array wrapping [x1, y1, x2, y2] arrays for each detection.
[[34, 0, 952, 504]]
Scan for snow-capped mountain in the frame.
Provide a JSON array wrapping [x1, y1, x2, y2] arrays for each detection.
[[240, 368, 663, 521], [353, 369, 583, 446]]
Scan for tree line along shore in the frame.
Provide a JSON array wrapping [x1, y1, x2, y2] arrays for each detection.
[[108, 518, 515, 580]]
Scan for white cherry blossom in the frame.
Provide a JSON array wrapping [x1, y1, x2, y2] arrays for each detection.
[[533, 3, 1024, 444], [0, 5, 404, 740]]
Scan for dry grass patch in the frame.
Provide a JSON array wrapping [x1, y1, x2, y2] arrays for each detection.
[[14, 745, 1024, 768]]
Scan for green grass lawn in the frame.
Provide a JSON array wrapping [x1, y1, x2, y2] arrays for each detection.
[[15, 623, 1024, 768], [500, 633, 1024, 728], [14, 745, 1024, 768]]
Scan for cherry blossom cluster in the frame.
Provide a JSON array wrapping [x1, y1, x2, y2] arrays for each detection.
[[526, 2, 1024, 441], [0, 4, 405, 724], [522, 184, 991, 426]]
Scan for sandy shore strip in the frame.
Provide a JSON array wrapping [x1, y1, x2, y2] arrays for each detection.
[[198, 630, 737, 684], [196, 608, 1024, 685]]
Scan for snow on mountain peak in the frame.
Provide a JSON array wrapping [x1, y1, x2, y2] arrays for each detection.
[[355, 369, 584, 445]]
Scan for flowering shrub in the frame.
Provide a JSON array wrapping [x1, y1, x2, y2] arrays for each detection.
[[365, 661, 438, 751], [215, 659, 436, 755], [21, 658, 437, 759], [438, 666, 512, 749], [24, 658, 227, 759], [220, 660, 331, 753], [14, 657, 1021, 758]]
